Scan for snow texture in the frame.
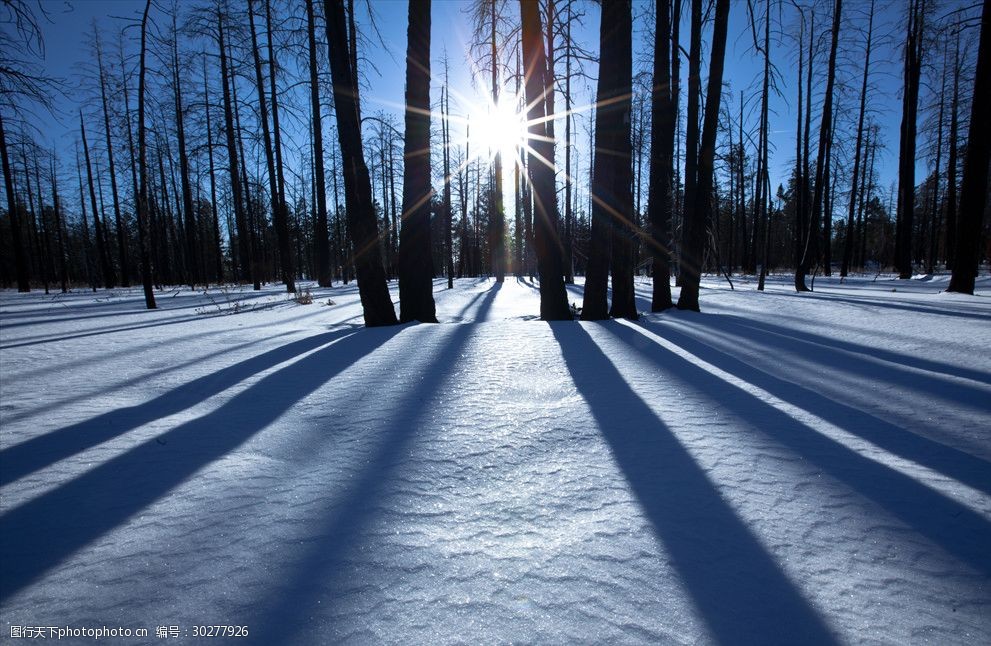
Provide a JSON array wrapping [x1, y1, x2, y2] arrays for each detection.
[[1, 274, 989, 644]]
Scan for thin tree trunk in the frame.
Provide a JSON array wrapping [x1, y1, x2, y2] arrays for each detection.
[[172, 16, 197, 288], [796, 0, 841, 291], [307, 0, 331, 287], [218, 13, 251, 286], [96, 33, 129, 287], [648, 0, 674, 310], [137, 0, 156, 308], [0, 113, 29, 291], [841, 0, 873, 278], [895, 0, 926, 279], [324, 0, 397, 325], [677, 0, 729, 311], [80, 113, 116, 288], [944, 35, 960, 271]]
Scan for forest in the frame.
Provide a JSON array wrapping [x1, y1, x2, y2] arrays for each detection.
[[0, 0, 988, 324], [2, 1, 991, 644]]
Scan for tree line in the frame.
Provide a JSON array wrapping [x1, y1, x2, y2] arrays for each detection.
[[0, 0, 988, 325]]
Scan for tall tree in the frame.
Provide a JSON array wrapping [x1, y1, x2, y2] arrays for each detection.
[[80, 112, 116, 288], [218, 9, 251, 286], [398, 0, 437, 323], [841, 0, 874, 278], [944, 34, 961, 271], [947, 0, 990, 294], [647, 0, 675, 311], [324, 0, 397, 326], [170, 13, 197, 288], [520, 0, 571, 320], [795, 0, 841, 292], [137, 0, 156, 308], [307, 0, 332, 287], [94, 27, 129, 287], [677, 0, 730, 311], [582, 0, 635, 320], [894, 0, 927, 279], [248, 0, 294, 292]]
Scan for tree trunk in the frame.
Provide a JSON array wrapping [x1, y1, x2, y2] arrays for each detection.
[[398, 0, 437, 323], [171, 16, 197, 289], [0, 112, 29, 291], [895, 0, 926, 279], [677, 0, 729, 311], [947, 0, 990, 294], [137, 0, 156, 308], [648, 0, 674, 310], [324, 0, 397, 325], [604, 0, 637, 320], [96, 33, 129, 287], [248, 0, 294, 292], [306, 0, 332, 287], [520, 0, 571, 320], [945, 35, 961, 271], [841, 0, 874, 278], [218, 14, 250, 286], [796, 0, 841, 291], [80, 113, 116, 288]]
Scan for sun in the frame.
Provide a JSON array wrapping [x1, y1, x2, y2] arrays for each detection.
[[468, 96, 528, 162]]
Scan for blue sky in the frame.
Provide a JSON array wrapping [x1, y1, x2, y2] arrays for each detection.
[[32, 0, 969, 214]]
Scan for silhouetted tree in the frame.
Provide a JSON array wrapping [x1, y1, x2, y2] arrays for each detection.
[[948, 0, 990, 294], [398, 0, 437, 323]]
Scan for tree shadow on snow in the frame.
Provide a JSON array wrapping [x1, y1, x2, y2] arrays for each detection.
[[604, 322, 991, 578], [249, 282, 503, 644], [665, 317, 991, 494], [0, 327, 360, 487], [691, 314, 991, 387], [550, 322, 838, 645], [0, 325, 399, 599]]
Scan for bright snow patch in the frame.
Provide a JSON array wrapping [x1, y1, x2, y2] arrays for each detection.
[[1, 274, 989, 644]]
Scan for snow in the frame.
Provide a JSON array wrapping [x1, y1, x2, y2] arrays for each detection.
[[1, 273, 989, 644]]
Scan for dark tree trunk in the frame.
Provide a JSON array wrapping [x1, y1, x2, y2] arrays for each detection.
[[520, 0, 571, 320], [945, 36, 961, 271], [648, 0, 674, 311], [307, 0, 332, 287], [324, 0, 397, 326], [606, 0, 637, 320], [756, 0, 772, 291], [0, 112, 29, 292], [443, 71, 455, 289], [677, 0, 730, 311], [203, 56, 224, 283], [398, 0, 437, 323], [947, 0, 991, 294], [490, 1, 506, 282], [172, 17, 197, 289], [895, 0, 926, 279], [137, 0, 156, 308], [841, 0, 874, 278], [96, 35, 129, 287], [49, 154, 68, 293], [796, 0, 841, 291], [248, 0, 295, 293], [80, 113, 116, 288], [218, 14, 251, 286], [266, 0, 295, 290]]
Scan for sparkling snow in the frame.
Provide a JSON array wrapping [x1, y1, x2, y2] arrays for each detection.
[[1, 274, 989, 644]]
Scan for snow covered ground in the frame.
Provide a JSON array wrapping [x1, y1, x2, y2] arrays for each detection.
[[1, 273, 989, 644]]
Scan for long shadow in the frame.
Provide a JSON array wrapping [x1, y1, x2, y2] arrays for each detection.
[[551, 323, 837, 645], [0, 327, 398, 599], [651, 322, 991, 495], [252, 282, 502, 644], [0, 331, 297, 427], [605, 323, 991, 578], [805, 292, 991, 322], [0, 291, 278, 329], [0, 310, 241, 350], [691, 314, 991, 387], [0, 328, 361, 487]]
